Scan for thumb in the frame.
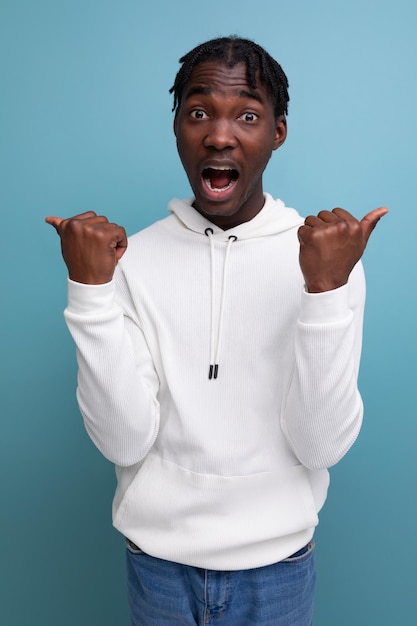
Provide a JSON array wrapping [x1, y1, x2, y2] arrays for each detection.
[[360, 206, 388, 243], [45, 216, 64, 233]]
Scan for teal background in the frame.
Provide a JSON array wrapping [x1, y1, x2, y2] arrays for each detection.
[[1, 0, 415, 624]]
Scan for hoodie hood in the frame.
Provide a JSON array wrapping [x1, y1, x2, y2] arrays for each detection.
[[168, 193, 304, 240]]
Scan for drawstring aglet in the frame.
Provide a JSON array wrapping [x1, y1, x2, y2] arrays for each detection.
[[208, 364, 219, 380]]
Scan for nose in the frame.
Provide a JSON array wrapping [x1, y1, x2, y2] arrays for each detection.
[[203, 119, 238, 150]]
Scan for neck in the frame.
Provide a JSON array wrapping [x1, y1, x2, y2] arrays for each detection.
[[193, 193, 265, 230]]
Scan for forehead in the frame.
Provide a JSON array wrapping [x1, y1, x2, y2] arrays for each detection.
[[183, 61, 270, 103]]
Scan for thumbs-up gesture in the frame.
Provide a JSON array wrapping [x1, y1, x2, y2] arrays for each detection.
[[45, 211, 128, 284], [298, 207, 388, 293]]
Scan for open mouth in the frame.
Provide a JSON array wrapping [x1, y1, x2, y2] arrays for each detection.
[[202, 167, 239, 193]]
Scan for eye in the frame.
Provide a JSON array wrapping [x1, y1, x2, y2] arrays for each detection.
[[190, 109, 208, 120], [239, 112, 259, 123]]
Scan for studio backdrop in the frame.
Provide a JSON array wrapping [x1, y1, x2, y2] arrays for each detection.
[[1, 1, 415, 624]]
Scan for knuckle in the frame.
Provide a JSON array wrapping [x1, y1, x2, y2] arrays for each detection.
[[63, 217, 81, 234], [347, 220, 361, 235], [337, 219, 350, 232]]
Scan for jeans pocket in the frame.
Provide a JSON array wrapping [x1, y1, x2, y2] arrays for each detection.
[[126, 538, 145, 555], [282, 540, 315, 563]]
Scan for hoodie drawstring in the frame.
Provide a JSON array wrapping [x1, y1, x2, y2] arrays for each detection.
[[205, 228, 237, 380]]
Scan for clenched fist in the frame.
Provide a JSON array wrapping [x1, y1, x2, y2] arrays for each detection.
[[45, 211, 128, 284], [298, 206, 388, 293]]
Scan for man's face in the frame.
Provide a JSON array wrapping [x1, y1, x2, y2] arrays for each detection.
[[174, 61, 287, 229]]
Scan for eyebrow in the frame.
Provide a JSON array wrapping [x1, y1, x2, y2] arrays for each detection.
[[184, 86, 264, 104]]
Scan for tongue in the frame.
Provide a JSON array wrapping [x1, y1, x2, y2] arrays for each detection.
[[209, 169, 233, 189]]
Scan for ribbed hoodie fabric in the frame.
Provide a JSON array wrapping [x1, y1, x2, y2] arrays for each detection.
[[64, 194, 365, 570]]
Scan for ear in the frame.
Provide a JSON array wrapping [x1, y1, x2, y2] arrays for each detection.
[[173, 116, 178, 137], [272, 115, 287, 151]]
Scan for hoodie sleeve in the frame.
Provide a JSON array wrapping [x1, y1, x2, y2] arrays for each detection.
[[281, 261, 365, 470], [64, 278, 160, 467]]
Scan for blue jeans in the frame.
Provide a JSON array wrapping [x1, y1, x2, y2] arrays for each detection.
[[126, 540, 315, 625]]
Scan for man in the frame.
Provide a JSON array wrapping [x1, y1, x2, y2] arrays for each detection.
[[46, 37, 387, 625]]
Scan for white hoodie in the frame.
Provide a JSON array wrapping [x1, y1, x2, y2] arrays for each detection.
[[64, 194, 365, 570]]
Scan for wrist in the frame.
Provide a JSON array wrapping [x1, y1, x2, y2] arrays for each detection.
[[305, 279, 347, 293]]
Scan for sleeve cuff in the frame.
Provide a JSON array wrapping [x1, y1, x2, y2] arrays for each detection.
[[66, 278, 116, 315], [299, 283, 350, 324]]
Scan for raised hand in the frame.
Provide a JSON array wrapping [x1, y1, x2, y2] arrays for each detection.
[[45, 211, 128, 284], [298, 206, 388, 293]]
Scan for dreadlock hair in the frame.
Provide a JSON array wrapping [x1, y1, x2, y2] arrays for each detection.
[[169, 36, 289, 118]]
